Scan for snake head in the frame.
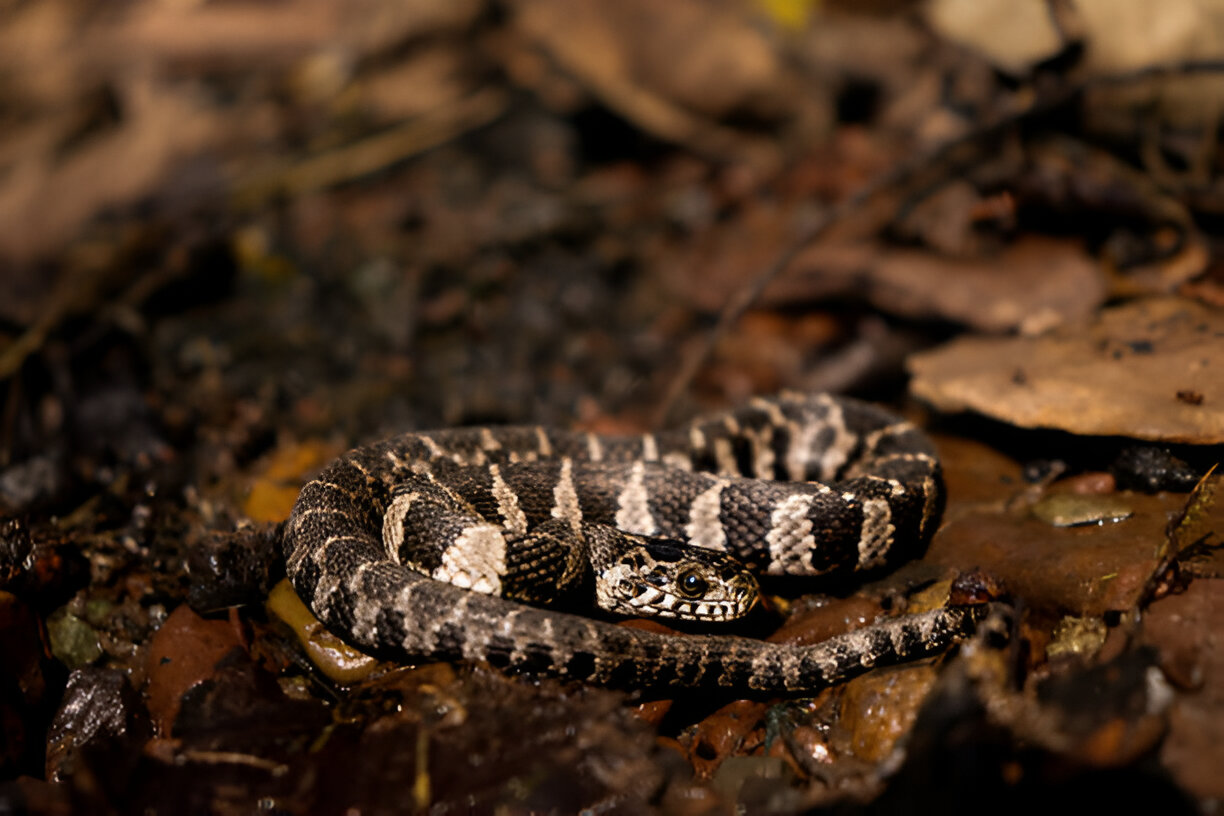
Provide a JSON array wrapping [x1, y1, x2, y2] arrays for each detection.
[[596, 539, 760, 622]]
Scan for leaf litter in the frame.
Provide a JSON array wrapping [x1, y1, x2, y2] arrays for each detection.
[[0, 0, 1222, 813]]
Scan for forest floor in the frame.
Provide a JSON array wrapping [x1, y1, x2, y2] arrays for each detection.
[[1, 1, 1223, 813]]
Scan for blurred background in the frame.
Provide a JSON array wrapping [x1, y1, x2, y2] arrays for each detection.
[[1, 0, 1223, 812]]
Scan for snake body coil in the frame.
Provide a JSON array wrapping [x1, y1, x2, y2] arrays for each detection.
[[283, 393, 978, 692]]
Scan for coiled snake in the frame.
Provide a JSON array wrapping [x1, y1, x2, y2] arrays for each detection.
[[283, 393, 982, 692]]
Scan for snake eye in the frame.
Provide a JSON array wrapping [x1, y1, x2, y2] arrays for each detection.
[[677, 570, 708, 599]]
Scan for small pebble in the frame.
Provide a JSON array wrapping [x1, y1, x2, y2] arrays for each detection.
[[1046, 615, 1107, 659], [1032, 493, 1133, 527], [1061, 472, 1117, 495], [46, 609, 104, 668]]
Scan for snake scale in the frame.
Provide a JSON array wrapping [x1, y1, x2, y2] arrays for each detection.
[[283, 393, 983, 692]]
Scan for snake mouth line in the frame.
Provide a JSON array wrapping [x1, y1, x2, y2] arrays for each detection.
[[625, 595, 753, 621]]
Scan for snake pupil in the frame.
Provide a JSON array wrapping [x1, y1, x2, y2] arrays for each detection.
[[679, 571, 707, 598]]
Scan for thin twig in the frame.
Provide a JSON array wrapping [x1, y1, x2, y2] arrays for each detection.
[[1132, 463, 1220, 618]]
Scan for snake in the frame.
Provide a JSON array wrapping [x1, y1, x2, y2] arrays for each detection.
[[282, 392, 983, 693]]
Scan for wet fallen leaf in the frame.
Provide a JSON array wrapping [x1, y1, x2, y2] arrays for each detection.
[[684, 699, 769, 779], [835, 664, 940, 764], [265, 578, 382, 686], [767, 595, 885, 648], [1145, 580, 1224, 796], [243, 440, 342, 523], [45, 668, 150, 783], [929, 434, 1184, 616], [145, 604, 246, 736]]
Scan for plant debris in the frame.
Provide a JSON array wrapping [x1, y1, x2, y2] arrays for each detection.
[[2, 1, 1224, 812]]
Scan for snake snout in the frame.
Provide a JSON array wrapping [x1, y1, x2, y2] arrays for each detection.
[[598, 542, 760, 622]]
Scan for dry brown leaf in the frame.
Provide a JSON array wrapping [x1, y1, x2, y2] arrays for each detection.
[[0, 0, 486, 265], [675, 232, 1106, 333], [909, 296, 1224, 442], [507, 0, 807, 167], [924, 0, 1068, 76]]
